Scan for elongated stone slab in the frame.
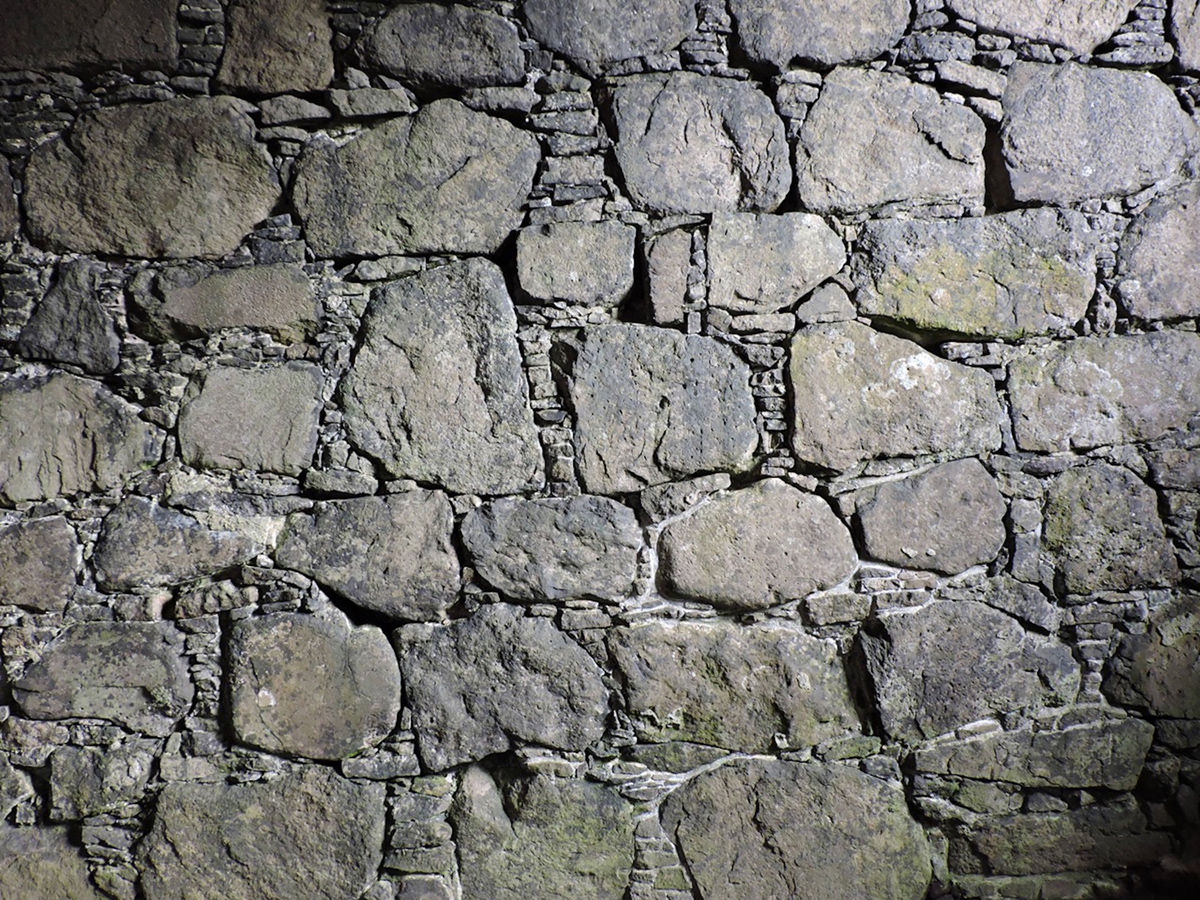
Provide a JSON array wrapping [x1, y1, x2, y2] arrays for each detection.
[[945, 0, 1140, 55], [731, 0, 909, 68], [523, 0, 695, 74]]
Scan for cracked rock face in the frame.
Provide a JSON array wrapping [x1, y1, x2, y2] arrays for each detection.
[[945, 0, 1141, 55], [523, 0, 695, 74], [0, 517, 79, 613], [731, 0, 910, 68], [217, 0, 334, 94]]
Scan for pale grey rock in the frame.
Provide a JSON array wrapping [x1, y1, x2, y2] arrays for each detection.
[[0, 374, 163, 505], [178, 363, 322, 476], [958, 575, 1061, 634], [1000, 63, 1199, 206], [646, 228, 691, 326], [0, 0, 176, 70], [609, 72, 790, 215], [18, 260, 120, 373], [707, 212, 845, 313], [139, 768, 385, 900], [0, 517, 78, 612], [1147, 448, 1200, 491], [946, 0, 1140, 55], [0, 156, 16, 243], [796, 67, 986, 215], [569, 325, 758, 493], [275, 492, 459, 623], [217, 0, 334, 94], [797, 282, 856, 323], [453, 766, 634, 900], [1172, 0, 1200, 72], [789, 321, 1002, 471], [1008, 332, 1200, 452], [12, 622, 193, 736], [341, 259, 543, 494], [25, 98, 279, 258], [609, 619, 859, 751], [397, 604, 608, 770], [461, 495, 640, 602], [229, 610, 401, 760], [658, 479, 856, 611], [523, 0, 696, 74], [516, 221, 636, 305], [731, 0, 909, 68], [328, 87, 418, 118], [50, 740, 157, 819], [0, 824, 103, 900], [639, 472, 731, 520], [854, 209, 1098, 338], [662, 759, 931, 900], [1117, 181, 1200, 321], [294, 100, 539, 257], [1105, 593, 1200, 718], [859, 601, 1080, 741], [360, 3, 524, 88]]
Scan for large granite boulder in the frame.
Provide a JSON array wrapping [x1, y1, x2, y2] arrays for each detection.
[[515, 221, 636, 306], [0, 0, 176, 70], [1117, 181, 1200, 321], [17, 260, 120, 374], [1105, 593, 1200, 718], [945, 0, 1141, 55], [523, 0, 695, 74], [0, 824, 103, 900], [217, 0, 334, 94], [730, 0, 909, 68], [0, 517, 79, 612]]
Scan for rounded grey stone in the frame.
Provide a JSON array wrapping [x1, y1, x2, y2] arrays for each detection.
[[731, 0, 909, 68], [0, 824, 103, 900], [1105, 593, 1200, 718], [17, 260, 120, 374], [0, 156, 16, 244]]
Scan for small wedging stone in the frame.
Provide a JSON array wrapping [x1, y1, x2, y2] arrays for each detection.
[[661, 759, 931, 900], [516, 221, 636, 306], [0, 517, 79, 612], [0, 823, 103, 900], [609, 72, 790, 216], [730, 0, 909, 68], [1117, 181, 1200, 321], [17, 260, 120, 374], [945, 0, 1141, 56], [217, 0, 334, 94], [1105, 593, 1200, 718], [1000, 63, 1199, 206], [24, 98, 279, 259], [523, 0, 696, 74], [0, 0, 176, 71], [657, 478, 856, 611], [49, 740, 157, 819], [1, 157, 18, 243], [796, 67, 985, 215]]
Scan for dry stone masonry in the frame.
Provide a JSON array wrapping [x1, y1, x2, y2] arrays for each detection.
[[0, 2, 1198, 900]]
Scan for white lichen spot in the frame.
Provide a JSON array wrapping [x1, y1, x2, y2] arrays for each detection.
[[890, 353, 950, 391]]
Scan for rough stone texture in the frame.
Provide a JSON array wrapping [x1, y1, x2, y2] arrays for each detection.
[[1173, 0, 1200, 72], [730, 0, 910, 68], [24, 98, 279, 259], [228, 611, 401, 760], [661, 759, 931, 900], [453, 766, 634, 900], [461, 495, 640, 602], [1000, 63, 1199, 206], [789, 321, 1002, 471], [0, 0, 176, 71], [523, 0, 696, 74], [0, 824, 104, 900], [17, 260, 120, 374], [646, 229, 691, 326], [854, 209, 1098, 338], [1117, 181, 1200, 321], [796, 67, 986, 215], [275, 492, 459, 623], [516, 222, 636, 305], [1105, 594, 1200, 718], [854, 459, 1007, 574], [0, 517, 78, 612], [0, 374, 163, 505], [294, 100, 539, 257], [12, 622, 193, 737], [217, 0, 334, 94], [657, 479, 856, 611], [609, 619, 859, 751], [360, 3, 523, 88], [340, 259, 543, 494], [609, 72, 790, 216], [93, 496, 261, 591], [397, 604, 608, 770], [1008, 332, 1200, 452], [569, 325, 758, 493], [50, 740, 157, 819], [707, 212, 845, 313], [946, 0, 1141, 55], [178, 363, 322, 476], [0, 156, 17, 243], [859, 601, 1080, 741], [138, 768, 385, 900]]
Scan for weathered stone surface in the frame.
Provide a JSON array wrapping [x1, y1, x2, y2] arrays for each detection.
[[276, 492, 459, 623], [0, 0, 176, 71], [0, 517, 78, 612], [25, 98, 279, 258], [341, 259, 542, 494], [453, 766, 634, 900], [789, 321, 1002, 471], [855, 459, 1007, 574], [1009, 332, 1200, 452], [0, 759, 34, 821], [523, 0, 695, 74], [0, 374, 162, 505], [294, 100, 539, 257], [0, 824, 103, 900], [93, 496, 261, 591], [139, 768, 384, 900], [217, 0, 334, 94], [569, 325, 758, 493], [461, 495, 640, 602], [859, 601, 1079, 741], [17, 260, 120, 373], [360, 3, 523, 88], [946, 0, 1140, 55], [609, 619, 859, 751], [662, 759, 931, 900], [1105, 593, 1200, 718], [1173, 0, 1200, 72], [639, 472, 731, 520], [1000, 63, 1199, 206], [796, 67, 986, 215], [397, 604, 607, 770], [0, 156, 16, 243], [658, 479, 856, 610], [854, 209, 1098, 338], [50, 740, 157, 819], [178, 363, 322, 476], [707, 212, 845, 313], [229, 610, 401, 760], [516, 222, 636, 305], [12, 622, 193, 736], [609, 72, 789, 215], [646, 228, 691, 325], [1117, 181, 1200, 321], [731, 0, 909, 68]]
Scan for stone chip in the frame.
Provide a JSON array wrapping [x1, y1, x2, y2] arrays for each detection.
[[516, 221, 636, 306]]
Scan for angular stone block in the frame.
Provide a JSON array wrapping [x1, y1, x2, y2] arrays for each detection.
[[18, 260, 120, 374], [731, 0, 909, 68], [49, 740, 157, 819], [1105, 594, 1200, 718], [516, 221, 636, 306], [217, 0, 334, 94], [946, 0, 1141, 55], [523, 0, 695, 74], [1117, 181, 1200, 321], [0, 517, 79, 612]]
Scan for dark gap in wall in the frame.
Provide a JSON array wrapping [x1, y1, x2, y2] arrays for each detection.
[[983, 120, 1016, 212]]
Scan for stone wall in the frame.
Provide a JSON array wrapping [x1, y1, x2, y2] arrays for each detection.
[[0, 2, 1198, 899]]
